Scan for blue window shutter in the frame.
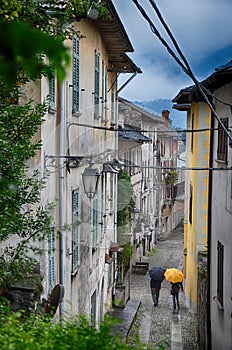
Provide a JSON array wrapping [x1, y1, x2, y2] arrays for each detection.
[[48, 227, 56, 290], [72, 189, 79, 272], [72, 35, 80, 113], [94, 50, 100, 116], [93, 194, 98, 248], [49, 69, 56, 110]]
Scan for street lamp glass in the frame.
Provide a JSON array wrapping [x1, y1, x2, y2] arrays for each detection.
[[82, 161, 101, 199]]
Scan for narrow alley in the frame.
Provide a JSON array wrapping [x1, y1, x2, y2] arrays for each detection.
[[112, 229, 199, 349]]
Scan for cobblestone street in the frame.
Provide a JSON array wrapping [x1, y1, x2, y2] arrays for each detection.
[[127, 229, 199, 349]]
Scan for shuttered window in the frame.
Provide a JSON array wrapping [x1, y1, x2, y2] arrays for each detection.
[[49, 68, 56, 111], [48, 227, 56, 291], [93, 194, 98, 248], [101, 61, 105, 120], [94, 50, 100, 117], [72, 35, 80, 113], [217, 241, 224, 307], [111, 79, 115, 124], [217, 117, 228, 162], [72, 189, 79, 272]]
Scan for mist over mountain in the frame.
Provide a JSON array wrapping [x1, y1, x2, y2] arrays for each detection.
[[133, 99, 186, 129]]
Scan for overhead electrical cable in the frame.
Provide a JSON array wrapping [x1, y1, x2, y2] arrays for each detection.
[[131, 0, 232, 144]]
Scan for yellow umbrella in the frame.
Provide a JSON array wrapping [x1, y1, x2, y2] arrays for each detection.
[[164, 268, 184, 283]]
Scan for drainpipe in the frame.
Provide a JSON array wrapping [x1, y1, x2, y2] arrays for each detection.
[[207, 106, 214, 349], [59, 81, 65, 317]]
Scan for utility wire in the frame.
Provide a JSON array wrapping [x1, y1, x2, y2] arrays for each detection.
[[131, 0, 232, 144], [67, 121, 227, 134]]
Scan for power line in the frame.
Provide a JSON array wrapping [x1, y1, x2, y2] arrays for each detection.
[[131, 0, 232, 144], [67, 121, 225, 135]]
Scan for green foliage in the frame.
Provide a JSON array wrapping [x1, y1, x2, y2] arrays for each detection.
[[0, 21, 70, 84], [0, 95, 53, 289], [117, 169, 134, 228], [0, 309, 137, 350]]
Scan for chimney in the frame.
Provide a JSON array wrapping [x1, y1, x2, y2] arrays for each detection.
[[162, 110, 170, 128]]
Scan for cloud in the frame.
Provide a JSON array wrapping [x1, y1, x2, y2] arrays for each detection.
[[113, 0, 232, 101]]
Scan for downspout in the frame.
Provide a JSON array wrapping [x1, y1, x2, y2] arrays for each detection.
[[207, 107, 214, 349], [59, 81, 65, 317]]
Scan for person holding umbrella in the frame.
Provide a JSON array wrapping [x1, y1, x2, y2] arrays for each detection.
[[149, 266, 166, 306], [164, 268, 184, 310]]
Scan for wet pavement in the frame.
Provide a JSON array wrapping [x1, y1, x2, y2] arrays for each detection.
[[110, 229, 199, 349]]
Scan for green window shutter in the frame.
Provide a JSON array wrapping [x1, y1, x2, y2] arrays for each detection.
[[72, 35, 80, 113], [93, 194, 98, 248], [101, 61, 105, 119], [72, 189, 79, 272], [104, 68, 108, 120], [49, 68, 56, 110], [94, 50, 100, 116], [110, 174, 114, 213], [48, 227, 56, 290], [111, 81, 115, 124]]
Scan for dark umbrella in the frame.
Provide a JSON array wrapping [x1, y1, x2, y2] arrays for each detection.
[[149, 266, 166, 280]]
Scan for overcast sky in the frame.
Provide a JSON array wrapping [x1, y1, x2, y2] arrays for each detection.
[[112, 0, 232, 102]]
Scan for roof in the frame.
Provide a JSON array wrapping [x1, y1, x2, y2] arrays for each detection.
[[118, 97, 163, 124], [118, 125, 152, 144], [40, 0, 141, 74], [172, 59, 232, 108]]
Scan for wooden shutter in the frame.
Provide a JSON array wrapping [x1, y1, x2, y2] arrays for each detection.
[[111, 79, 115, 124], [217, 241, 224, 307], [94, 50, 100, 117], [72, 189, 79, 272], [72, 35, 80, 113], [49, 68, 55, 110], [217, 117, 228, 162], [48, 227, 56, 290], [93, 194, 98, 248], [101, 61, 105, 120]]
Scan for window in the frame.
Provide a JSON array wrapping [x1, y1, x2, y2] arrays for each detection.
[[72, 35, 80, 114], [72, 189, 79, 273], [49, 68, 56, 111], [111, 79, 115, 124], [217, 117, 228, 162], [94, 50, 100, 118], [101, 61, 105, 120], [48, 227, 56, 290], [217, 241, 224, 307], [93, 194, 98, 248], [110, 174, 114, 214]]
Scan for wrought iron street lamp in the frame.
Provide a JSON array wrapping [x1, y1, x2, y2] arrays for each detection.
[[82, 160, 101, 199]]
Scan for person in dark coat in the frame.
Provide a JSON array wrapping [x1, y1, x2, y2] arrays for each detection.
[[170, 281, 183, 309], [150, 278, 164, 306]]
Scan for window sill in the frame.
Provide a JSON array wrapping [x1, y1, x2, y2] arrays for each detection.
[[94, 112, 100, 120], [71, 267, 79, 277], [213, 296, 224, 310], [72, 111, 82, 117], [48, 107, 56, 115], [215, 159, 228, 166]]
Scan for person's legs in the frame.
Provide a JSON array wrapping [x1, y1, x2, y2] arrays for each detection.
[[176, 292, 180, 308], [172, 294, 176, 309], [151, 288, 158, 305]]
